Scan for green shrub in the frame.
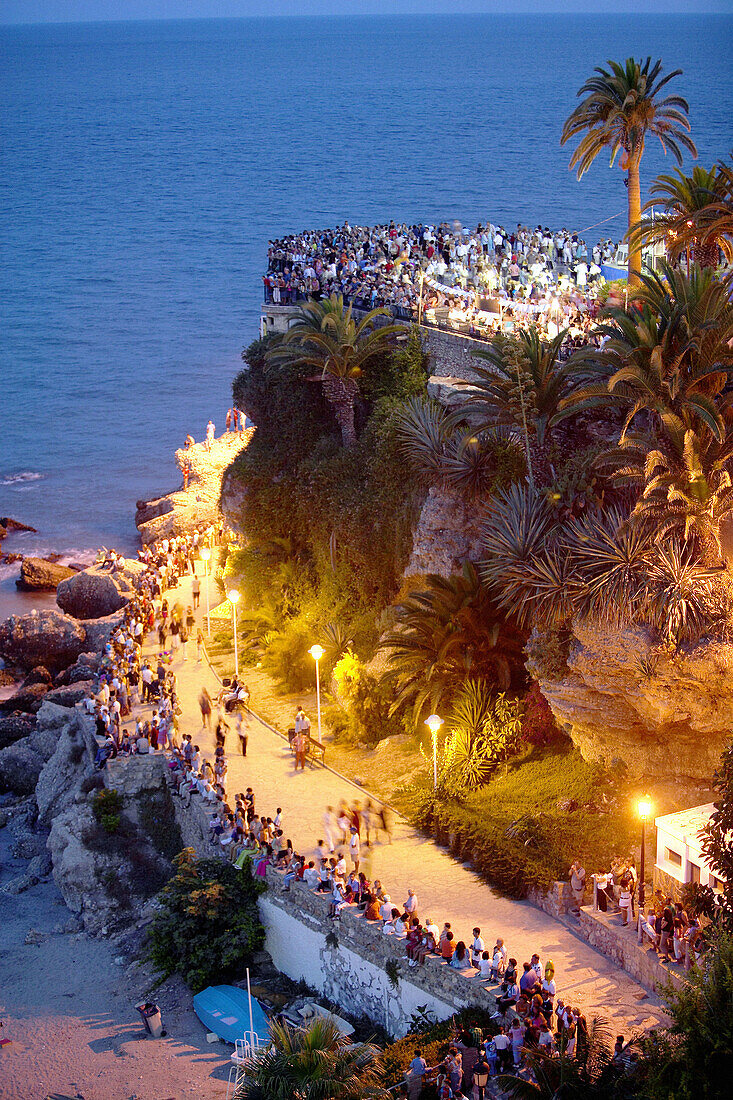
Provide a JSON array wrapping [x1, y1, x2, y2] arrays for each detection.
[[148, 848, 265, 993], [332, 651, 404, 743], [521, 682, 566, 746], [381, 1007, 498, 1086], [92, 787, 124, 834]]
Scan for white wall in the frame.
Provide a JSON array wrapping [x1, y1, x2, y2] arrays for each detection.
[[259, 897, 457, 1038]]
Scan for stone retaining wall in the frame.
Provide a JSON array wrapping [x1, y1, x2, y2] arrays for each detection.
[[578, 907, 686, 996], [261, 866, 499, 1038]]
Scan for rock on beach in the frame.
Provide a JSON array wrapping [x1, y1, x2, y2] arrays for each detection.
[[0, 609, 87, 675], [16, 556, 77, 591], [56, 564, 141, 620]]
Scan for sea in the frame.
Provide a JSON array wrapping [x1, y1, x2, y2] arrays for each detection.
[[1, 13, 731, 619]]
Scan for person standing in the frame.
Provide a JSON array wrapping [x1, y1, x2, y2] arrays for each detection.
[[192, 575, 201, 609], [236, 712, 249, 757], [323, 805, 337, 853], [570, 860, 586, 911], [206, 419, 215, 450], [199, 687, 212, 730], [293, 728, 307, 771], [349, 826, 361, 872]]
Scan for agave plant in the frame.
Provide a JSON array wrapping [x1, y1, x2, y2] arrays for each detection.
[[378, 563, 526, 726], [464, 327, 578, 485], [393, 394, 450, 484], [437, 681, 523, 795], [643, 540, 730, 646]]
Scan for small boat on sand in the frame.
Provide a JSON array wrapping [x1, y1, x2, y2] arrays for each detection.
[[193, 984, 270, 1045]]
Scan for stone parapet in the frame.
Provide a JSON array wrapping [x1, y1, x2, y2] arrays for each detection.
[[577, 906, 686, 996]]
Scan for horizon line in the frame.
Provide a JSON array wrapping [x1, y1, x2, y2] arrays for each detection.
[[3, 9, 732, 29]]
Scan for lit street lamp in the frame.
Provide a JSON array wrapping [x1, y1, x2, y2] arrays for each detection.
[[638, 797, 652, 911], [425, 714, 443, 791], [228, 589, 240, 677], [309, 644, 324, 744], [200, 548, 211, 637]]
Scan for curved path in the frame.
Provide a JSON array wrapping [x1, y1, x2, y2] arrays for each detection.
[[144, 567, 668, 1037]]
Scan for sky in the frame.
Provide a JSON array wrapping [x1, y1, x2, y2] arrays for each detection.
[[3, 0, 732, 26]]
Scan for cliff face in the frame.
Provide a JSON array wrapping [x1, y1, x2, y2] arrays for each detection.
[[528, 619, 731, 798], [404, 486, 484, 578]]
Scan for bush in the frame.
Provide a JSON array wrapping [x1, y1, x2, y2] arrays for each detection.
[[92, 787, 124, 834], [332, 651, 405, 744], [147, 848, 266, 992], [381, 1007, 498, 1086]]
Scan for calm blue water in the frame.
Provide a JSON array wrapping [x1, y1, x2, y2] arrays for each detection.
[[1, 14, 731, 608]]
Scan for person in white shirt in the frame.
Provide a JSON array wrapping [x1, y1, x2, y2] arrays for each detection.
[[476, 951, 493, 980], [323, 806, 337, 853], [303, 862, 319, 888], [471, 927, 485, 968], [531, 953, 543, 980], [379, 895, 393, 922], [404, 889, 418, 920], [349, 828, 360, 872]]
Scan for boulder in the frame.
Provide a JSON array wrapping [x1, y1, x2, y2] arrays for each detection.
[[42, 682, 94, 708], [56, 567, 131, 620], [0, 517, 37, 540], [0, 609, 87, 674], [16, 557, 77, 591], [135, 496, 174, 526], [427, 375, 479, 413], [0, 713, 36, 750], [21, 666, 52, 688], [55, 651, 99, 686], [0, 737, 45, 794], [0, 682, 49, 714], [83, 612, 124, 654], [529, 619, 733, 795]]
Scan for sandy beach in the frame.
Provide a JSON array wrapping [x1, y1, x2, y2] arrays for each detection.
[[0, 813, 231, 1100]]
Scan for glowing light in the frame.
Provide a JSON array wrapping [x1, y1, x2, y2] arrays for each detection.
[[309, 644, 324, 661]]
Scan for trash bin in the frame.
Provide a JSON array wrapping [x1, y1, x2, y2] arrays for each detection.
[[136, 1001, 163, 1038]]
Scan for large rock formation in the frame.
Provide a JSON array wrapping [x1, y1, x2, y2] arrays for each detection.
[[0, 609, 86, 674], [404, 486, 483, 578], [56, 564, 140, 620], [528, 619, 733, 795], [0, 737, 45, 794], [35, 707, 97, 824], [0, 713, 36, 749], [136, 430, 253, 544], [17, 557, 77, 590], [81, 612, 124, 654]]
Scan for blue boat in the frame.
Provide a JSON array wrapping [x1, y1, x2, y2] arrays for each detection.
[[193, 984, 270, 1045]]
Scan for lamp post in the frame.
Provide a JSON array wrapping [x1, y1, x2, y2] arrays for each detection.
[[638, 797, 652, 911], [200, 548, 211, 637], [425, 714, 443, 792], [228, 589, 240, 677], [308, 644, 324, 745]]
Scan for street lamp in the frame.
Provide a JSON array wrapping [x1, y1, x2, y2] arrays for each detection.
[[228, 589, 240, 677], [309, 644, 324, 744], [638, 797, 652, 911], [200, 548, 211, 637], [425, 714, 443, 791]]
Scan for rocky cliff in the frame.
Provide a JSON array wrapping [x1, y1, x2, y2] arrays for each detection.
[[135, 431, 253, 544], [528, 619, 731, 798]]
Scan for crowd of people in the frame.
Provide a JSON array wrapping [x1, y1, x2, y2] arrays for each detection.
[[262, 219, 621, 346]]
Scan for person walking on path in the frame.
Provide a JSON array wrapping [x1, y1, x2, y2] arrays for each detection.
[[236, 712, 249, 757], [199, 687, 212, 730], [349, 826, 361, 873], [293, 729, 307, 771], [192, 575, 201, 609], [196, 629, 204, 663], [323, 805, 337, 853]]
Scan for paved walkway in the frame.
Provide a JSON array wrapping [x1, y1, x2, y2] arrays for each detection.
[[139, 567, 669, 1037]]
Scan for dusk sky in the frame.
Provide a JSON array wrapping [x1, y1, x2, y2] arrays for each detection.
[[3, 0, 732, 25]]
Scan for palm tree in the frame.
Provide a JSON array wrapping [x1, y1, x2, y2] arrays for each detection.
[[378, 562, 526, 726], [564, 262, 733, 444], [561, 57, 696, 286], [266, 293, 406, 446], [697, 154, 733, 259], [498, 1015, 640, 1099], [633, 163, 732, 269], [463, 327, 576, 486], [233, 1016, 387, 1100]]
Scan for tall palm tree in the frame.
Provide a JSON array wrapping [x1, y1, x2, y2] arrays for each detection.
[[463, 327, 576, 486], [266, 293, 406, 446], [633, 163, 732, 268], [561, 57, 696, 286], [698, 154, 733, 258], [233, 1016, 387, 1100]]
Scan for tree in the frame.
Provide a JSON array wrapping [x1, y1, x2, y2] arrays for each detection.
[[437, 680, 524, 795], [266, 293, 406, 446], [147, 848, 265, 992], [232, 1016, 387, 1100], [637, 927, 733, 1100], [465, 327, 576, 486], [695, 739, 733, 931], [378, 563, 527, 727], [498, 1015, 640, 1099], [561, 57, 696, 286], [634, 163, 732, 268]]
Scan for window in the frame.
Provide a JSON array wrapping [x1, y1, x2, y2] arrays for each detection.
[[688, 862, 701, 883], [712, 876, 725, 892], [665, 848, 682, 868]]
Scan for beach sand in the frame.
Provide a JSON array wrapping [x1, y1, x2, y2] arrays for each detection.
[[0, 816, 231, 1100]]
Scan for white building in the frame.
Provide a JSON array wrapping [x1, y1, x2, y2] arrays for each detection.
[[654, 803, 726, 893]]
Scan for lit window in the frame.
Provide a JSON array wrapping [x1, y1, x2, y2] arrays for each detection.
[[712, 876, 725, 892], [665, 848, 682, 868]]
